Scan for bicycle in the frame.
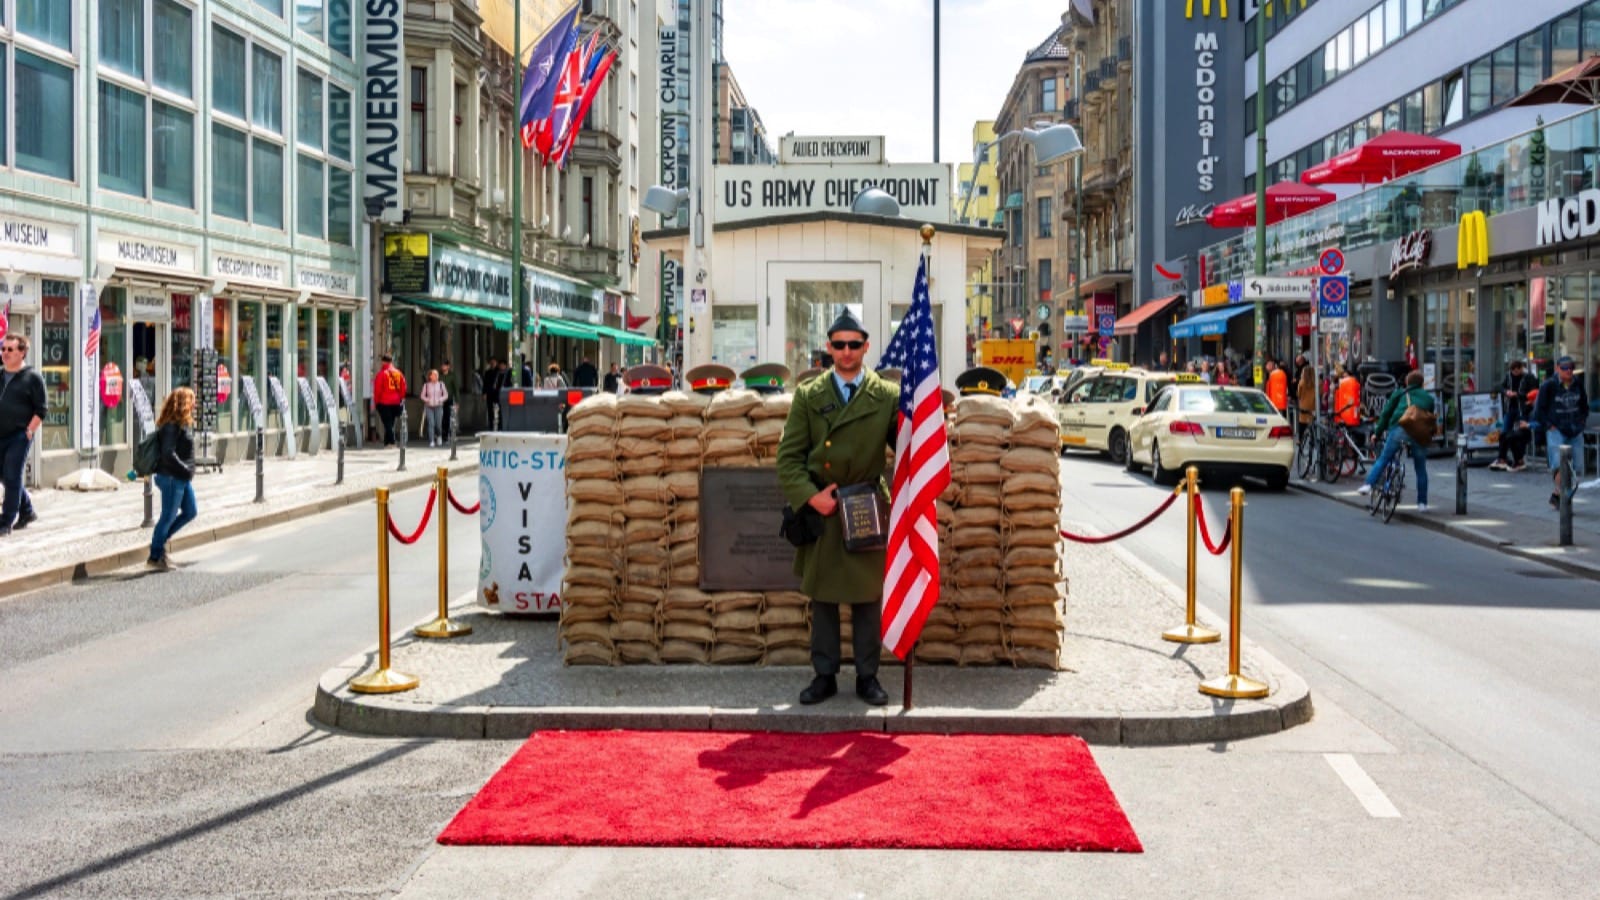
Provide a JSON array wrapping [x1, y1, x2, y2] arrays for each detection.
[[1366, 439, 1407, 523], [1322, 418, 1372, 484]]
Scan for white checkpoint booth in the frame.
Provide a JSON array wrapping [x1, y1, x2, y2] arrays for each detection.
[[478, 433, 568, 614]]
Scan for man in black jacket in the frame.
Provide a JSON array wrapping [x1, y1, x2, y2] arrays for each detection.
[[0, 334, 47, 535], [1489, 359, 1539, 471], [481, 357, 502, 430], [1531, 355, 1591, 508]]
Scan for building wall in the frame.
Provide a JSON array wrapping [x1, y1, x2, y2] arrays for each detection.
[[995, 33, 1072, 337]]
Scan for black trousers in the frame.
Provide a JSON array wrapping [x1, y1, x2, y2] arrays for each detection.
[[809, 600, 881, 679], [377, 403, 401, 445]]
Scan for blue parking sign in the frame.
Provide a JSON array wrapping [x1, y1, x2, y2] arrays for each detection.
[[1318, 275, 1349, 319]]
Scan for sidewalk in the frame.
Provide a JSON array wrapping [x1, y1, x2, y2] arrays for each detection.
[[0, 441, 481, 597], [1293, 455, 1600, 580]]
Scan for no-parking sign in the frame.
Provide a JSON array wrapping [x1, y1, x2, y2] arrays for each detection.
[[1318, 275, 1349, 319], [1319, 247, 1345, 276]]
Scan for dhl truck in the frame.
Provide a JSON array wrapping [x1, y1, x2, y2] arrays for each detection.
[[975, 339, 1036, 388]]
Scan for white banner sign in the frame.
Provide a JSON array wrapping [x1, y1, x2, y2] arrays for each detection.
[[478, 433, 568, 614], [78, 286, 99, 451], [1, 273, 40, 313], [213, 251, 287, 287], [98, 233, 197, 274], [267, 375, 297, 457], [715, 163, 950, 224], [779, 135, 884, 164], [129, 289, 172, 322], [0, 214, 76, 257], [362, 1, 404, 224]]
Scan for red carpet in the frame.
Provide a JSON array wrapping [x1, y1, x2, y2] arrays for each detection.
[[438, 730, 1141, 852]]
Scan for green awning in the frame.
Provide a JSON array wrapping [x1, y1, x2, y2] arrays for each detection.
[[590, 323, 657, 347], [534, 316, 600, 340], [396, 296, 512, 330]]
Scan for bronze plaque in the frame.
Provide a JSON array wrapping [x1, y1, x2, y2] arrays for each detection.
[[699, 467, 803, 592]]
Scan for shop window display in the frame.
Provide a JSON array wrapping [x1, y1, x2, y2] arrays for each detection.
[[239, 301, 262, 428], [100, 288, 129, 446], [214, 298, 234, 433], [40, 281, 73, 451]]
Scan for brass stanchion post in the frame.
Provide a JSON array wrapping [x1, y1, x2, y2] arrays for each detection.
[[1199, 486, 1268, 699], [1164, 466, 1219, 644], [350, 487, 419, 693], [416, 467, 472, 639]]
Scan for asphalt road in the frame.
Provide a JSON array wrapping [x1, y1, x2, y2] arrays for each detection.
[[2, 471, 1599, 897]]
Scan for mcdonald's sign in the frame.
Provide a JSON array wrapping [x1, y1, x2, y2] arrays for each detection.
[[1457, 210, 1489, 269], [1186, 0, 1227, 17]]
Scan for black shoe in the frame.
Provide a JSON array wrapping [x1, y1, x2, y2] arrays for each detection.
[[1550, 492, 1561, 509], [798, 675, 838, 705], [855, 676, 889, 706], [0, 526, 9, 536], [13, 510, 37, 530]]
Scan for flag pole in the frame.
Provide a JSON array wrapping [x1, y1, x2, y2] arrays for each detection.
[[901, 230, 935, 712]]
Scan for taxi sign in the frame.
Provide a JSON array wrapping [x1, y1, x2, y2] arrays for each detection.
[[1174, 373, 1203, 383]]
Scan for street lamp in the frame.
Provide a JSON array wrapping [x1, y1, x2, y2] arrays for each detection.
[[956, 124, 1085, 223], [643, 186, 691, 359], [851, 188, 901, 217]]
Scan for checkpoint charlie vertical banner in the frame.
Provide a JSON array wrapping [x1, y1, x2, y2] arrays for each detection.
[[79, 286, 100, 452], [362, 0, 405, 224], [478, 433, 568, 613]]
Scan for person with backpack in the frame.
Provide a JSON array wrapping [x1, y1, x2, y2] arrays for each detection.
[[541, 363, 568, 389], [147, 386, 198, 571], [371, 354, 407, 447], [1530, 355, 1591, 508], [0, 333, 47, 536], [1358, 369, 1435, 511]]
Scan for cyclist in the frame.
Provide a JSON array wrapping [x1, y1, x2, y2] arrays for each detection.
[[1358, 369, 1433, 511], [1530, 355, 1591, 508]]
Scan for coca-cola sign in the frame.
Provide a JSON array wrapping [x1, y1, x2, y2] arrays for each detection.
[[1389, 229, 1432, 278]]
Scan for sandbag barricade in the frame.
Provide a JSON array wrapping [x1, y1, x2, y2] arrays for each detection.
[[558, 390, 1065, 668]]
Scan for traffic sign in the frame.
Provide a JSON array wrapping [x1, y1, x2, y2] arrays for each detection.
[[1320, 316, 1349, 334], [1240, 276, 1318, 300], [1319, 247, 1345, 275], [1318, 275, 1350, 319], [1096, 312, 1116, 333]]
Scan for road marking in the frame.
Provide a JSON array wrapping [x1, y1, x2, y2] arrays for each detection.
[[1325, 753, 1401, 818]]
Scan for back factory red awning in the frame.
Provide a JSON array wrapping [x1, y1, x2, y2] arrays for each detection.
[[1205, 181, 1336, 228], [1114, 294, 1185, 336], [1299, 130, 1461, 186]]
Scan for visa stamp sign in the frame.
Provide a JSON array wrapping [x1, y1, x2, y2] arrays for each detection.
[[478, 433, 567, 614]]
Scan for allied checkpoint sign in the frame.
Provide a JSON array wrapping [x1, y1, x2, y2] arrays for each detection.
[[478, 433, 566, 614]]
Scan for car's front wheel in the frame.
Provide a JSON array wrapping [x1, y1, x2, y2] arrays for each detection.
[[1151, 441, 1178, 486]]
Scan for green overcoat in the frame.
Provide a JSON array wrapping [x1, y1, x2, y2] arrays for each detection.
[[775, 370, 899, 604]]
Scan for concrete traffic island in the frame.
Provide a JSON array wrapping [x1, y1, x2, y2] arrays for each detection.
[[313, 527, 1313, 745]]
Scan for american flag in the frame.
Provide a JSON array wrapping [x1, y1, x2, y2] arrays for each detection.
[[85, 307, 101, 359], [875, 253, 951, 659]]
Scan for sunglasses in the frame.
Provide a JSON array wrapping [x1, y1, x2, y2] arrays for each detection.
[[1558, 364, 1575, 371], [830, 340, 865, 351]]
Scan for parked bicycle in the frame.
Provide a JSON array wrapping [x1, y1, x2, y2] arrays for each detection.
[[1295, 408, 1371, 483]]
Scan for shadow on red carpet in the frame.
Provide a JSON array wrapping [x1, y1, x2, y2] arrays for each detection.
[[438, 730, 1142, 852]]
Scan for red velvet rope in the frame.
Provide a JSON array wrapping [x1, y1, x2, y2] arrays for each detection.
[[1194, 495, 1232, 556], [447, 487, 480, 515], [1060, 487, 1182, 544], [387, 488, 437, 545]]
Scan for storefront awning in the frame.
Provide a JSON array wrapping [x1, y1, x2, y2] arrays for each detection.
[[396, 296, 512, 330], [1299, 130, 1461, 186], [1206, 181, 1336, 228], [534, 317, 600, 340], [1113, 294, 1184, 336], [1169, 303, 1253, 339], [590, 322, 657, 347]]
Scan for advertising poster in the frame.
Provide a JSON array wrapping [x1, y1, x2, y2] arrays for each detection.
[[478, 433, 567, 614], [1460, 393, 1498, 451]]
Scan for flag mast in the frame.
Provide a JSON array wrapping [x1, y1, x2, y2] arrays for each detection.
[[511, 0, 527, 387]]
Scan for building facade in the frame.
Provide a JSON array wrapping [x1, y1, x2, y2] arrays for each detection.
[[1, 0, 364, 482], [957, 120, 999, 353]]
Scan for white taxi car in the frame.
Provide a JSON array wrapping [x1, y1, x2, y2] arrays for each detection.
[[1055, 362, 1185, 464], [1123, 382, 1294, 490]]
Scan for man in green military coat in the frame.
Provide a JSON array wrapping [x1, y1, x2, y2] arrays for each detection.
[[776, 309, 897, 706]]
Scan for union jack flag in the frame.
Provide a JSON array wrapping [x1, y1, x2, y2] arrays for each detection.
[[85, 307, 101, 359], [875, 253, 951, 659]]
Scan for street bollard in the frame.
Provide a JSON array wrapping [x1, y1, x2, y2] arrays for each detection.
[[140, 475, 154, 528], [449, 402, 459, 461], [1455, 433, 1467, 516], [1199, 487, 1269, 699], [1163, 467, 1220, 644], [1559, 445, 1574, 547], [336, 422, 345, 485], [350, 487, 420, 694], [416, 466, 473, 640], [254, 427, 265, 504], [397, 405, 408, 472]]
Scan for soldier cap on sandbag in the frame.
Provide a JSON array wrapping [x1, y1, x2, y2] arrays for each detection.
[[740, 362, 791, 394], [955, 366, 1007, 397], [826, 307, 869, 339], [685, 363, 737, 394], [624, 364, 672, 394]]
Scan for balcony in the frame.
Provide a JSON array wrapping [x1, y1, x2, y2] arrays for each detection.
[[1083, 72, 1102, 96], [1117, 35, 1131, 64], [1063, 99, 1079, 122], [1099, 57, 1115, 81]]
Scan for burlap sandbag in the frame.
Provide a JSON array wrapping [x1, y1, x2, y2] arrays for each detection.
[[661, 605, 711, 626], [618, 455, 666, 477], [668, 415, 705, 439], [1006, 507, 1061, 529], [661, 639, 711, 664], [623, 498, 669, 521], [664, 470, 699, 500], [1012, 396, 1057, 433], [949, 526, 1001, 551], [711, 591, 763, 613], [1006, 525, 1060, 549], [953, 584, 1005, 609], [661, 390, 712, 416], [620, 583, 665, 605], [625, 541, 668, 565], [915, 641, 962, 664], [667, 520, 698, 545], [960, 484, 1003, 507], [570, 501, 619, 524], [621, 475, 667, 500], [938, 480, 959, 504], [1005, 546, 1060, 569], [1007, 646, 1059, 670], [669, 563, 699, 586], [954, 565, 1001, 587], [951, 422, 1009, 448], [1002, 490, 1058, 512], [1005, 625, 1062, 651], [567, 417, 615, 440], [617, 641, 662, 665], [956, 623, 1004, 647], [564, 642, 617, 666], [703, 437, 758, 461], [617, 417, 670, 440], [569, 392, 620, 421], [936, 500, 955, 525], [706, 390, 761, 419], [626, 518, 669, 542], [662, 621, 715, 644], [664, 437, 703, 458], [704, 417, 756, 440], [1001, 447, 1060, 475], [951, 443, 1005, 465], [559, 602, 612, 624], [610, 620, 658, 643], [563, 620, 613, 645], [614, 436, 663, 460], [960, 644, 1001, 666], [1005, 584, 1062, 608], [765, 590, 809, 608], [713, 608, 762, 632], [668, 501, 700, 524], [759, 605, 807, 627], [567, 434, 615, 462], [952, 546, 1002, 568], [569, 479, 625, 505], [1005, 565, 1061, 586], [957, 461, 1008, 484], [951, 505, 1003, 529], [1008, 423, 1061, 450], [749, 394, 793, 420], [567, 457, 620, 480], [624, 562, 667, 586], [569, 546, 621, 570], [918, 623, 959, 644], [924, 604, 957, 626], [711, 644, 764, 664], [1007, 601, 1063, 624], [665, 587, 713, 609], [1005, 472, 1060, 496], [667, 541, 699, 566], [562, 584, 614, 607], [568, 521, 622, 548], [954, 396, 1014, 427], [754, 419, 786, 445], [763, 646, 810, 666], [955, 607, 1004, 629], [617, 394, 673, 418], [763, 625, 810, 649]]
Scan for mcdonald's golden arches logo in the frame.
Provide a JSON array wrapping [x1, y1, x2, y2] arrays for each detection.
[[1457, 211, 1489, 269], [1186, 0, 1227, 17]]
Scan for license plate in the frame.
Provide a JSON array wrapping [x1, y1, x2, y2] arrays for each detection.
[[1215, 427, 1255, 439]]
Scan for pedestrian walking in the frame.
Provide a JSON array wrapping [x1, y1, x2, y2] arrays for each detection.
[[602, 362, 621, 393], [1358, 369, 1434, 511], [573, 356, 599, 389], [420, 368, 449, 447], [481, 357, 503, 430], [1529, 355, 1590, 508], [439, 360, 459, 439], [1296, 354, 1316, 429], [775, 309, 897, 708], [541, 363, 568, 389], [1265, 357, 1289, 414], [371, 354, 407, 447], [148, 386, 199, 571], [0, 333, 47, 536]]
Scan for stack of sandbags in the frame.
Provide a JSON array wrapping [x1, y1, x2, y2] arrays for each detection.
[[917, 393, 1065, 669], [561, 394, 624, 665]]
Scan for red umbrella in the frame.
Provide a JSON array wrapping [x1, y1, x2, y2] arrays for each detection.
[[1205, 181, 1336, 228], [1300, 130, 1461, 186], [1507, 55, 1600, 107]]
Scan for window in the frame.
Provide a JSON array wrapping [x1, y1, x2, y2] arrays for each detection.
[[1385, 0, 1402, 43], [1039, 76, 1056, 113], [1443, 72, 1465, 125], [296, 68, 322, 150], [581, 176, 594, 242], [1423, 80, 1442, 132], [1491, 43, 1517, 106], [1466, 58, 1491, 116], [1553, 12, 1582, 75], [1352, 16, 1368, 67], [15, 49, 75, 179], [1403, 89, 1423, 133], [297, 153, 323, 238], [254, 0, 284, 15], [297, 0, 323, 42], [292, 68, 355, 243], [213, 29, 286, 226], [18, 1, 73, 50], [1587, 0, 1600, 56], [327, 0, 352, 58], [1037, 196, 1052, 237], [100, 0, 144, 78], [1516, 31, 1544, 95], [408, 67, 427, 172], [152, 0, 190, 95], [97, 0, 196, 205], [1038, 259, 1052, 294], [453, 81, 467, 177], [977, 184, 990, 196], [253, 47, 282, 133], [252, 141, 283, 228]]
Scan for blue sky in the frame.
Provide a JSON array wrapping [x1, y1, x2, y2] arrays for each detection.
[[722, 0, 1070, 166]]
